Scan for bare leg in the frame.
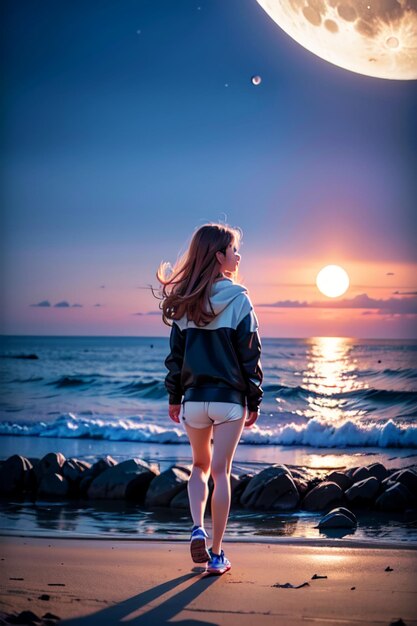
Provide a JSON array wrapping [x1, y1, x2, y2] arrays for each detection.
[[184, 423, 212, 527], [210, 414, 246, 554]]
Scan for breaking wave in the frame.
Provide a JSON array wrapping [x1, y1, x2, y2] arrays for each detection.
[[0, 413, 416, 448]]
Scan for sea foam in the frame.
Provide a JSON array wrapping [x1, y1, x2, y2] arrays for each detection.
[[0, 413, 416, 449]]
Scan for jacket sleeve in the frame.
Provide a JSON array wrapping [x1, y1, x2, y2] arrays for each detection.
[[235, 310, 263, 412], [164, 321, 185, 405]]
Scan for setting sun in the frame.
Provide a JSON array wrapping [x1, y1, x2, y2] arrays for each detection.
[[316, 265, 350, 298]]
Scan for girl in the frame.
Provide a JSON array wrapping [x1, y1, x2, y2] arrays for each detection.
[[156, 222, 263, 575]]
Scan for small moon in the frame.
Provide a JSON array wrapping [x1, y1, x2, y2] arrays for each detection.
[[251, 75, 262, 85]]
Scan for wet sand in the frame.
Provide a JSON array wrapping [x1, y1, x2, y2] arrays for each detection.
[[1, 536, 416, 626]]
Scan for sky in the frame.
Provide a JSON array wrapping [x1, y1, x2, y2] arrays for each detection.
[[1, 0, 416, 339]]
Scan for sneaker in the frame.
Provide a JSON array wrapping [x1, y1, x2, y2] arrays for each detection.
[[206, 548, 231, 575], [190, 525, 210, 563]]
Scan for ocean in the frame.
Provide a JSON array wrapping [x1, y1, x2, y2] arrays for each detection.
[[1, 335, 416, 543]]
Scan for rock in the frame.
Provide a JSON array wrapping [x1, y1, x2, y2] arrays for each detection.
[[332, 506, 357, 524], [79, 455, 118, 495], [172, 464, 192, 476], [345, 476, 380, 504], [125, 468, 158, 503], [62, 459, 91, 496], [42, 612, 61, 620], [27, 457, 40, 468], [0, 455, 34, 495], [62, 458, 91, 483], [301, 481, 343, 512], [256, 472, 300, 510], [345, 466, 359, 479], [240, 465, 289, 507], [306, 476, 322, 492], [231, 473, 253, 505], [92, 456, 118, 472], [145, 466, 189, 507], [170, 488, 190, 509], [381, 475, 393, 490], [292, 477, 309, 496], [34, 453, 66, 485], [318, 507, 357, 529], [289, 467, 319, 494], [240, 465, 299, 510], [351, 466, 370, 483], [326, 471, 353, 491], [376, 482, 414, 512], [38, 473, 70, 497], [4, 609, 42, 624], [387, 469, 417, 496], [27, 458, 41, 490], [77, 460, 91, 470], [366, 462, 389, 481], [87, 459, 156, 500], [287, 466, 313, 481]]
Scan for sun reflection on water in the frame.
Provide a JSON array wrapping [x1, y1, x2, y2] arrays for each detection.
[[300, 337, 368, 422]]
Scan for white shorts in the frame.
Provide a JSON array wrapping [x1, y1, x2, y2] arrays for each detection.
[[181, 401, 246, 429]]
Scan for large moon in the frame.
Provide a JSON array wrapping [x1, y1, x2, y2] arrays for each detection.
[[256, 0, 417, 80]]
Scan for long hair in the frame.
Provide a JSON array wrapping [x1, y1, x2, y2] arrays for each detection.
[[155, 222, 242, 327]]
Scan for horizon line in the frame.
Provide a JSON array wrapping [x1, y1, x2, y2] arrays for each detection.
[[1, 334, 416, 341]]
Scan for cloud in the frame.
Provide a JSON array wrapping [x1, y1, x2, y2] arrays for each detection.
[[393, 291, 417, 295], [94, 303, 102, 307], [258, 299, 309, 308], [386, 272, 395, 276], [257, 293, 417, 315], [30, 300, 51, 307], [53, 301, 83, 308], [133, 311, 160, 316], [30, 299, 84, 308]]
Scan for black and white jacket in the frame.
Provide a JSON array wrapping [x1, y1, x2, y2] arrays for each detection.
[[164, 277, 263, 412]]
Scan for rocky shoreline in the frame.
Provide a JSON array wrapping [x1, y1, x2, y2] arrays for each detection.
[[0, 453, 416, 531]]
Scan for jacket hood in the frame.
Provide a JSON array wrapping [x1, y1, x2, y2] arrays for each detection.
[[209, 278, 248, 316]]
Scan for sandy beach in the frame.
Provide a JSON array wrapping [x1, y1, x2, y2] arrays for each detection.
[[1, 536, 416, 626]]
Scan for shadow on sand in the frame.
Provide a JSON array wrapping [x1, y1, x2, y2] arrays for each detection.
[[60, 568, 221, 626]]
